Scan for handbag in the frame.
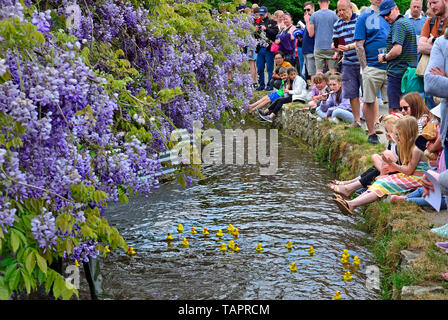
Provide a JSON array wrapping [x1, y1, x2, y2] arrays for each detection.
[[270, 42, 280, 53], [415, 54, 430, 77], [421, 121, 438, 140]]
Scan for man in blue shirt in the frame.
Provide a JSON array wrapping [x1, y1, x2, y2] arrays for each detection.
[[354, 0, 390, 144], [302, 1, 316, 82], [405, 0, 426, 42], [378, 0, 417, 113]]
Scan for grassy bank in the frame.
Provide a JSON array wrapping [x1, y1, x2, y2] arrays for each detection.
[[249, 92, 448, 299]]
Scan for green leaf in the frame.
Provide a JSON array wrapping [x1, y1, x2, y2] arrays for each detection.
[[10, 230, 20, 253], [35, 252, 47, 274], [25, 250, 36, 274], [21, 270, 31, 294], [8, 269, 21, 291], [0, 283, 10, 300]]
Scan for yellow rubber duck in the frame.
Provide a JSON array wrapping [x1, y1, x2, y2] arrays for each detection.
[[353, 256, 361, 266], [340, 257, 349, 264], [219, 243, 227, 251], [177, 224, 184, 233], [166, 233, 174, 241], [231, 228, 239, 237], [308, 246, 315, 255], [227, 224, 235, 233], [202, 227, 210, 236], [228, 240, 235, 251], [342, 249, 350, 258], [233, 243, 240, 252], [285, 241, 294, 250], [74, 259, 80, 267], [191, 227, 198, 234], [288, 262, 298, 272], [333, 290, 342, 300], [255, 243, 264, 252], [343, 271, 353, 281], [216, 229, 224, 238], [127, 247, 136, 256], [180, 238, 189, 248]]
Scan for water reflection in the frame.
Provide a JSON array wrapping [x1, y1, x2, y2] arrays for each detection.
[[101, 124, 379, 300]]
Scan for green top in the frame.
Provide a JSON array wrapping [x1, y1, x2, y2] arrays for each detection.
[[276, 80, 285, 96]]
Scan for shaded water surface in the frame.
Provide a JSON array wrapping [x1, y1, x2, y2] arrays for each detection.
[[101, 123, 379, 300]]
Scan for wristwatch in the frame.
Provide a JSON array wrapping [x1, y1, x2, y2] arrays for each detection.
[[431, 37, 436, 44], [382, 54, 387, 62]]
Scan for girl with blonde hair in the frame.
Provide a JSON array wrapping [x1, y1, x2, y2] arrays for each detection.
[[329, 113, 403, 197], [333, 116, 429, 215]]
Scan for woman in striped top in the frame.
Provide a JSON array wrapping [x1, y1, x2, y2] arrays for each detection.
[[333, 116, 429, 215], [399, 92, 431, 134]]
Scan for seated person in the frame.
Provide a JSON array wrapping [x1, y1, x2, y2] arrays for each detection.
[[269, 51, 293, 89], [259, 67, 308, 122], [315, 72, 354, 123], [248, 67, 289, 113]]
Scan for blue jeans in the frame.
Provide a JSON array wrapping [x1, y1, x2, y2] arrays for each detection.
[[406, 187, 447, 209], [256, 47, 274, 89], [332, 109, 354, 123], [316, 106, 327, 119], [297, 46, 305, 80]]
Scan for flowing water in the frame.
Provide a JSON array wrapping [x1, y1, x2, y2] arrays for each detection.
[[100, 122, 380, 300]]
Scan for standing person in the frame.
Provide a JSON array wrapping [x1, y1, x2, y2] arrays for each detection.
[[354, 0, 390, 145], [273, 10, 285, 31], [333, 0, 362, 128], [405, 0, 426, 42], [306, 0, 339, 74], [254, 6, 278, 91], [418, 0, 448, 109], [378, 0, 418, 114], [302, 1, 317, 83], [275, 12, 296, 63], [424, 27, 448, 168]]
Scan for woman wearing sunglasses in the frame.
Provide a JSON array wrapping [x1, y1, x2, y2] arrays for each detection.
[[399, 92, 432, 135]]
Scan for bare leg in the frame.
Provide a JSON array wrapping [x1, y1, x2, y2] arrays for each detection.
[[329, 180, 363, 197], [363, 101, 376, 136], [350, 97, 361, 123], [346, 191, 379, 211]]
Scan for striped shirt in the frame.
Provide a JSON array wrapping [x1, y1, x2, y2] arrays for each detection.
[[386, 15, 418, 78], [333, 13, 359, 65]]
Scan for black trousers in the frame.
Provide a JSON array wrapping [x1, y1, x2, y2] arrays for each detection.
[[267, 96, 293, 115]]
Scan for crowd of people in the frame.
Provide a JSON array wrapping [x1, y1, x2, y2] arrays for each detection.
[[232, 0, 448, 282]]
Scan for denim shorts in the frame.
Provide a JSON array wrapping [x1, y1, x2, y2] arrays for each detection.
[[387, 76, 403, 110], [246, 47, 257, 61], [341, 64, 362, 99], [268, 91, 281, 102]]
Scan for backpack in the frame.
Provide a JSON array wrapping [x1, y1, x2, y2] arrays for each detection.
[[401, 67, 424, 93]]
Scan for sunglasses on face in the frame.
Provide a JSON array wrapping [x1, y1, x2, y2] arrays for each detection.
[[304, 8, 311, 12], [398, 106, 410, 112]]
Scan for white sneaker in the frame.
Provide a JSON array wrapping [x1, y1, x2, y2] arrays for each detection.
[[329, 117, 340, 124]]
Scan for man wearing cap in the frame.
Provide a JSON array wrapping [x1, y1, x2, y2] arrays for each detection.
[[378, 0, 417, 113], [254, 6, 278, 91], [354, 0, 390, 145]]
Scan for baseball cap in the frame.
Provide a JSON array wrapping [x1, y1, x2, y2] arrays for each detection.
[[258, 6, 268, 14], [379, 0, 397, 16]]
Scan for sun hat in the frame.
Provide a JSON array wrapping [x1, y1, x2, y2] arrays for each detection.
[[430, 104, 441, 119]]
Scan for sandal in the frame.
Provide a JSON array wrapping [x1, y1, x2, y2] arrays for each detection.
[[328, 182, 350, 197], [332, 197, 354, 216]]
